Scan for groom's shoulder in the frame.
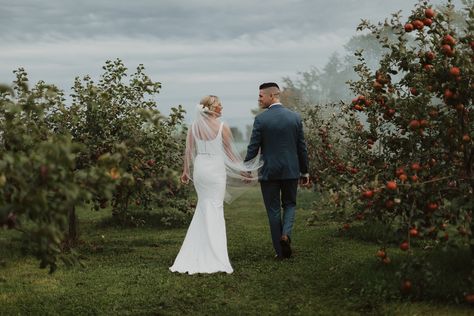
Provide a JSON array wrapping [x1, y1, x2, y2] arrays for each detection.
[[255, 109, 269, 120], [280, 106, 301, 119]]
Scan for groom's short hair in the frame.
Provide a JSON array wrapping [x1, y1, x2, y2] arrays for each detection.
[[259, 82, 280, 90]]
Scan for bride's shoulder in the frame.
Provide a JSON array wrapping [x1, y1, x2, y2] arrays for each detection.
[[220, 119, 229, 127], [221, 121, 230, 130], [221, 122, 232, 136]]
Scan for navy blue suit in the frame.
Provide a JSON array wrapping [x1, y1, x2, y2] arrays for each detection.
[[245, 104, 309, 257]]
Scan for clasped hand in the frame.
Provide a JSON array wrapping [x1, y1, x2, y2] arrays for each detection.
[[240, 171, 252, 184]]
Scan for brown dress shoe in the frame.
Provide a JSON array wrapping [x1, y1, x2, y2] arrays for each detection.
[[280, 235, 292, 258]]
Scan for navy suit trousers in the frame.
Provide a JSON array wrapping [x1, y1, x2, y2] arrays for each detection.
[[260, 179, 298, 257]]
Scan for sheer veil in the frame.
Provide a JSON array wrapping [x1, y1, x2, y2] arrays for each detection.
[[183, 103, 263, 203]]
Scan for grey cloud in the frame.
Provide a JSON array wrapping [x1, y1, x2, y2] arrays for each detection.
[[3, 0, 462, 42], [0, 0, 466, 131]]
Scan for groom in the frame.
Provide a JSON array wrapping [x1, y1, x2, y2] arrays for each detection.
[[245, 82, 309, 259]]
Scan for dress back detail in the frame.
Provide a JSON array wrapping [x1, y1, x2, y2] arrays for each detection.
[[194, 122, 224, 156]]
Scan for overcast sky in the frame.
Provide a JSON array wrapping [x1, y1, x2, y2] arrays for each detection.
[[0, 0, 464, 129]]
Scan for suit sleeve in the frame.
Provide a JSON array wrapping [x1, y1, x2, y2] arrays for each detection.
[[244, 116, 262, 162], [297, 115, 309, 175]]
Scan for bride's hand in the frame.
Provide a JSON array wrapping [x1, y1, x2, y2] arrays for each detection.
[[240, 171, 252, 184], [180, 173, 190, 184]]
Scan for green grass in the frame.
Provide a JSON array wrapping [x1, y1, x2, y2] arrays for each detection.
[[1, 188, 473, 315]]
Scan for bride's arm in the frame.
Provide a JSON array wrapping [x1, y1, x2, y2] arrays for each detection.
[[181, 127, 194, 184], [222, 124, 240, 163]]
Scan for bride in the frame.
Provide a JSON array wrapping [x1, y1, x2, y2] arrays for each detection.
[[169, 95, 262, 274]]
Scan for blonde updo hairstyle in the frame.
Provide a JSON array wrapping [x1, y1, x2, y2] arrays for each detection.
[[200, 95, 221, 113]]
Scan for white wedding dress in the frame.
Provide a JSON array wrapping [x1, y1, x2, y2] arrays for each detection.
[[169, 122, 234, 274]]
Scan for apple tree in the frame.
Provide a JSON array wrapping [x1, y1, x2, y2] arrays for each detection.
[[58, 59, 190, 226], [346, 0, 472, 298], [0, 69, 118, 272], [303, 0, 472, 299]]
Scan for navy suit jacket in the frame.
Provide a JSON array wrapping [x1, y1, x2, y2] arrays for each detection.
[[244, 104, 309, 181]]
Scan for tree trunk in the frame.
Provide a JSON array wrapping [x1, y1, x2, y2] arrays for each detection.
[[68, 205, 78, 246]]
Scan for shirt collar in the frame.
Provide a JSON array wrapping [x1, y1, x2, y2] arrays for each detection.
[[268, 103, 281, 109]]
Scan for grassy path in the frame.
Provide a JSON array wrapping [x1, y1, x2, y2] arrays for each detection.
[[1, 188, 473, 315]]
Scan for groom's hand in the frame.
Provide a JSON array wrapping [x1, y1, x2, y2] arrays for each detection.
[[240, 171, 252, 184], [299, 175, 310, 188]]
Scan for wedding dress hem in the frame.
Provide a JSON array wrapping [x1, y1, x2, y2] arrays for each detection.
[[168, 267, 233, 275]]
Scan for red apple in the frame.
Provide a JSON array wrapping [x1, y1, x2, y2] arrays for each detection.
[[409, 228, 419, 237], [425, 51, 435, 60], [441, 44, 453, 56], [386, 181, 397, 190], [410, 87, 419, 95], [442, 34, 456, 46], [409, 120, 420, 129], [404, 23, 414, 32], [425, 8, 435, 18], [395, 167, 405, 176], [412, 20, 424, 30], [444, 88, 454, 99], [449, 66, 460, 76], [427, 202, 438, 212], [422, 18, 432, 26], [146, 159, 156, 167], [401, 279, 412, 293], [465, 294, 474, 304], [411, 162, 421, 171], [400, 241, 409, 251]]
